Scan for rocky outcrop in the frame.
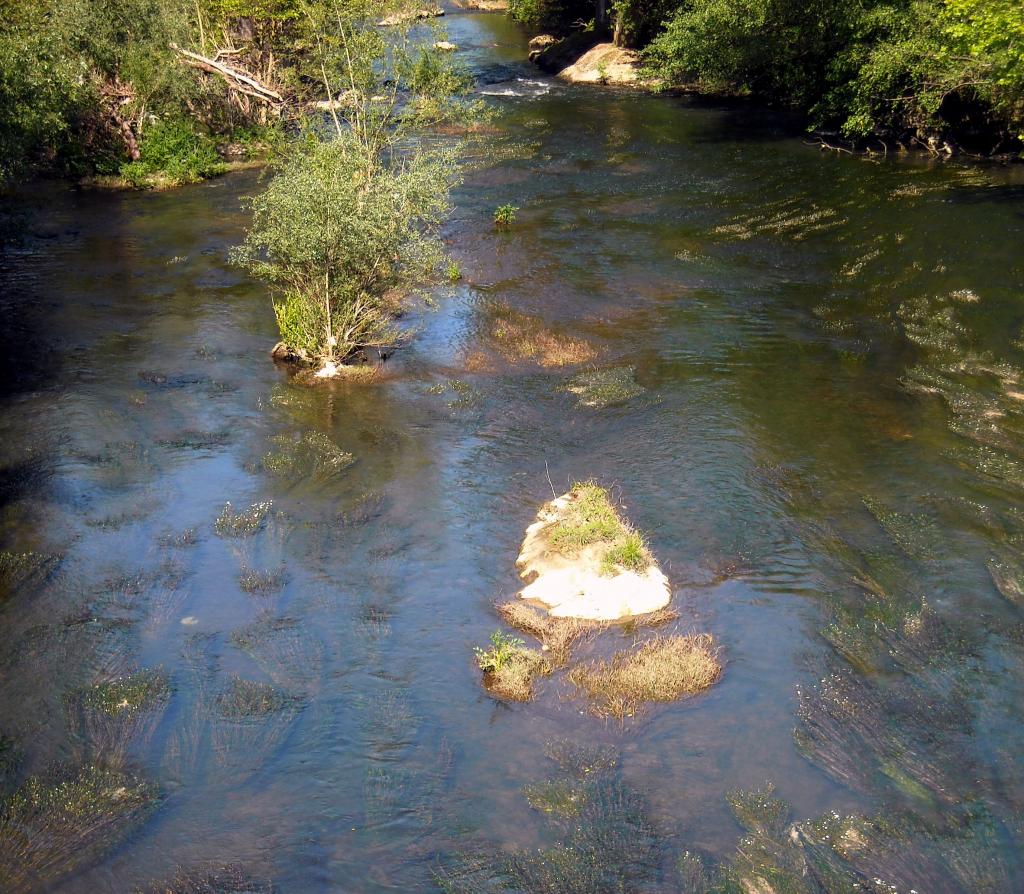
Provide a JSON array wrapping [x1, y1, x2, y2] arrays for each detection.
[[529, 32, 645, 87], [377, 6, 443, 26], [529, 30, 600, 73], [515, 490, 671, 621], [558, 43, 641, 85], [451, 0, 508, 9]]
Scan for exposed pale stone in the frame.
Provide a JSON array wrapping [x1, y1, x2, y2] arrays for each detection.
[[515, 492, 671, 621], [558, 43, 640, 85]]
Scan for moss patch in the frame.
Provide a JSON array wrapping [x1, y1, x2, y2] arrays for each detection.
[[568, 633, 722, 719]]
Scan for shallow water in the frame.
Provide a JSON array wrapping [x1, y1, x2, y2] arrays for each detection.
[[2, 7, 1024, 893]]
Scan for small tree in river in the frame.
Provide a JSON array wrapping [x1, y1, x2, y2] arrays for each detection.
[[233, 0, 474, 373]]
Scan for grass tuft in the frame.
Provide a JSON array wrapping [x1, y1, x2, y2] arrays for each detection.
[[568, 634, 722, 719], [474, 631, 549, 702], [496, 600, 598, 667], [488, 304, 596, 368], [548, 482, 654, 577]]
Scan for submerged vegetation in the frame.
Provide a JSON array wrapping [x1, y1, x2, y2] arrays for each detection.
[[567, 633, 722, 719], [0, 764, 158, 893]]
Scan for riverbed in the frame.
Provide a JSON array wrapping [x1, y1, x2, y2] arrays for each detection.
[[2, 7, 1024, 893]]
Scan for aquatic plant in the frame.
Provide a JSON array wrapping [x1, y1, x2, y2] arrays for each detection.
[[215, 677, 294, 719], [238, 567, 287, 595], [437, 742, 661, 894], [446, 261, 462, 282], [0, 763, 159, 893], [486, 303, 597, 368], [567, 633, 722, 719], [231, 614, 324, 691], [0, 550, 61, 598], [262, 431, 354, 482], [213, 501, 273, 538], [493, 204, 519, 227], [65, 668, 172, 763], [211, 677, 303, 778], [140, 862, 275, 893], [475, 631, 548, 702], [727, 782, 790, 836], [562, 366, 645, 409], [794, 664, 973, 804], [495, 601, 597, 667]]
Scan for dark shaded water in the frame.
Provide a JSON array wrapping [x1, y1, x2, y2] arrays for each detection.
[[2, 8, 1024, 893]]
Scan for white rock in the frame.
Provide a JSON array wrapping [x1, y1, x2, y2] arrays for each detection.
[[515, 492, 671, 621]]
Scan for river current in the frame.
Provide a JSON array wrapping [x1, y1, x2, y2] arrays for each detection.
[[2, 7, 1024, 893]]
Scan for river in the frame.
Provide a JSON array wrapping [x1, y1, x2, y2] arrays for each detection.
[[1, 7, 1024, 893]]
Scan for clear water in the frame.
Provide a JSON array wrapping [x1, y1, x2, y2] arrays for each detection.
[[2, 8, 1024, 893]]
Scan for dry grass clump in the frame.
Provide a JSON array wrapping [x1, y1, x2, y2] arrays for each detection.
[[568, 634, 722, 719], [0, 764, 158, 893], [496, 601, 599, 667], [488, 304, 596, 368], [474, 631, 549, 702]]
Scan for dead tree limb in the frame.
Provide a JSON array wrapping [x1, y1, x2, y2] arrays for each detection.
[[170, 43, 283, 107]]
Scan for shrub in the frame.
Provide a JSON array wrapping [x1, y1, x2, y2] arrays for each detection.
[[120, 118, 225, 187]]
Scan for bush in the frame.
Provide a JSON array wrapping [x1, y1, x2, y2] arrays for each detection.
[[508, 0, 593, 32], [120, 118, 225, 187], [234, 135, 453, 366]]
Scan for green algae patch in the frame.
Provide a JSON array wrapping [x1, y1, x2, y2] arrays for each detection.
[[567, 633, 722, 720], [0, 764, 158, 893], [262, 431, 354, 481], [214, 501, 273, 538], [79, 670, 170, 718], [563, 366, 645, 409]]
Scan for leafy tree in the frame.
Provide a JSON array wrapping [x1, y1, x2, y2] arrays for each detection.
[[233, 1, 470, 370]]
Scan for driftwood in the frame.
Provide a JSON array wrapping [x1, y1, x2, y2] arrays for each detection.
[[170, 43, 283, 110]]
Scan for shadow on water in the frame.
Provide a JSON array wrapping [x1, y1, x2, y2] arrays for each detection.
[[1, 6, 1024, 893]]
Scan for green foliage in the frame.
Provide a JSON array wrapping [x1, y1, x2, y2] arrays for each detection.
[[493, 203, 519, 227], [508, 0, 593, 31], [234, 5, 467, 367], [601, 531, 648, 574], [474, 631, 526, 673], [235, 135, 453, 364], [643, 0, 1024, 146], [121, 118, 225, 187]]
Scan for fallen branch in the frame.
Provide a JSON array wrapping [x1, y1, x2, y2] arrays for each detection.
[[170, 43, 283, 106]]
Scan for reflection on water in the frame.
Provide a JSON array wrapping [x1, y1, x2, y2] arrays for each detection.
[[2, 7, 1024, 893]]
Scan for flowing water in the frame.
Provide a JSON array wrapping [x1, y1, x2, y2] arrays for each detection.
[[2, 7, 1024, 893]]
